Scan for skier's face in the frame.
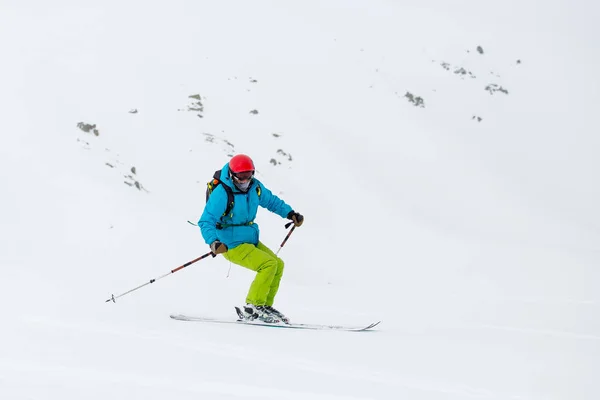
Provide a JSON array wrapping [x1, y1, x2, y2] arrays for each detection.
[[232, 171, 254, 192], [232, 171, 254, 182]]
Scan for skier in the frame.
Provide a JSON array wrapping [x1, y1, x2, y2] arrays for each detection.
[[198, 154, 304, 324]]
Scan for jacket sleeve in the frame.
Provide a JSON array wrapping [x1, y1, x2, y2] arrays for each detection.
[[257, 182, 293, 218], [198, 186, 228, 245]]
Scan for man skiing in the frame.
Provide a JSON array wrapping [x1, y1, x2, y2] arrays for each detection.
[[198, 154, 304, 324]]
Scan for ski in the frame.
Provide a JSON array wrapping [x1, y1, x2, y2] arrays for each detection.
[[170, 313, 381, 332]]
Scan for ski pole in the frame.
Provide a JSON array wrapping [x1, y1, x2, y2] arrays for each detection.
[[105, 251, 213, 303], [276, 223, 296, 255]]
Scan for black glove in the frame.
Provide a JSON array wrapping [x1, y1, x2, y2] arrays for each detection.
[[210, 240, 228, 255], [287, 211, 304, 227]]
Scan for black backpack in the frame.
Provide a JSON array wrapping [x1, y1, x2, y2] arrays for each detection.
[[206, 169, 261, 217]]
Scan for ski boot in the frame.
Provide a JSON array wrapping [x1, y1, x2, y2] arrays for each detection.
[[264, 305, 290, 324], [236, 304, 280, 324]]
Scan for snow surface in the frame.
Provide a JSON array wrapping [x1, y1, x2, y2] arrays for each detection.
[[1, 1, 599, 399]]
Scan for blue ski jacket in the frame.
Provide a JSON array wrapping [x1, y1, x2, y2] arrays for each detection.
[[199, 164, 293, 250]]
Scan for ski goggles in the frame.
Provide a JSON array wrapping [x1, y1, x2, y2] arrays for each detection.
[[232, 171, 254, 183]]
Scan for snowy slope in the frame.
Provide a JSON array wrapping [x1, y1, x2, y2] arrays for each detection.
[[1, 1, 599, 399]]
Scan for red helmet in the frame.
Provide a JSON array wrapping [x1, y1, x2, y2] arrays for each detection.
[[229, 154, 255, 173]]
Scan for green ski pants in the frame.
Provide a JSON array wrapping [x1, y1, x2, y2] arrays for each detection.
[[222, 242, 285, 306]]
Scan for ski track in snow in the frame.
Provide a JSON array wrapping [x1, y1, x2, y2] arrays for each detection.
[[8, 314, 551, 400]]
